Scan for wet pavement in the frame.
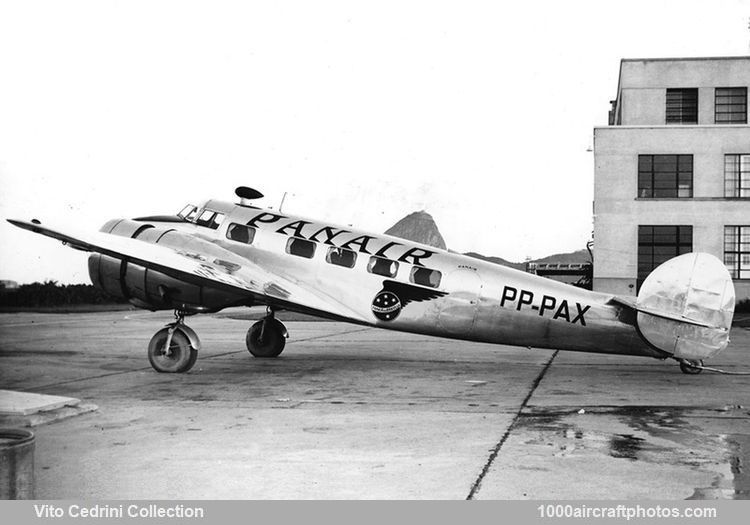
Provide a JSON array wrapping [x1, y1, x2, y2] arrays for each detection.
[[478, 405, 750, 500], [0, 309, 748, 499]]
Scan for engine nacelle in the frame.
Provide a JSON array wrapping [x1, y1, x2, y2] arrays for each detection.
[[88, 219, 249, 312]]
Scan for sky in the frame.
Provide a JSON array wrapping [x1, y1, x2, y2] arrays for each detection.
[[1, 0, 748, 284]]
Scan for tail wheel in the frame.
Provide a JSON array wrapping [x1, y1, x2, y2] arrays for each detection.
[[246, 319, 286, 358], [148, 327, 198, 373], [679, 359, 704, 375]]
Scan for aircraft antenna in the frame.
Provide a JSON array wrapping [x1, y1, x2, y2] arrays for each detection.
[[279, 192, 289, 213]]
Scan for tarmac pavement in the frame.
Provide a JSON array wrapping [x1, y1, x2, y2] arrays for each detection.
[[0, 309, 748, 499]]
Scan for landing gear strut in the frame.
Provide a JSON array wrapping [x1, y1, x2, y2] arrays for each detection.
[[246, 308, 288, 358], [147, 310, 200, 373], [678, 358, 704, 375]]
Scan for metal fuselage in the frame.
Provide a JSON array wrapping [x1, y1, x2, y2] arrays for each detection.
[[129, 199, 661, 360]]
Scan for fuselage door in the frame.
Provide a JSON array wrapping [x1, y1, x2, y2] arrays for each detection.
[[437, 268, 482, 335]]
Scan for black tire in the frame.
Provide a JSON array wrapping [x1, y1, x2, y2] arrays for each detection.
[[679, 359, 703, 375], [246, 319, 286, 358], [148, 328, 198, 373]]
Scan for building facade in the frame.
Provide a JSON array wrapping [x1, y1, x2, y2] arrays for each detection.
[[593, 57, 750, 303]]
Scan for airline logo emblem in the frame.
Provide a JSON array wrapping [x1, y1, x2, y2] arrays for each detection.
[[371, 291, 402, 321], [370, 280, 448, 322]]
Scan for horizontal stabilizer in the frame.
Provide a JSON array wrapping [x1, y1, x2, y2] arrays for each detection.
[[609, 296, 714, 328]]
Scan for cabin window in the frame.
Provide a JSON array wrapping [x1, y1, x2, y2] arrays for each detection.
[[410, 267, 442, 288], [326, 247, 357, 268], [226, 223, 256, 244], [368, 256, 398, 277], [286, 237, 316, 259]]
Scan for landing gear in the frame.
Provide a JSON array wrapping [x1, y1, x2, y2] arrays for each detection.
[[147, 311, 200, 373], [678, 358, 704, 375], [246, 309, 288, 358]]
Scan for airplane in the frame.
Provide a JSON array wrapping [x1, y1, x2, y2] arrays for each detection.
[[7, 186, 736, 375]]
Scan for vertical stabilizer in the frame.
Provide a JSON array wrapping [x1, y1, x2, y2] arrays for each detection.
[[636, 253, 735, 360]]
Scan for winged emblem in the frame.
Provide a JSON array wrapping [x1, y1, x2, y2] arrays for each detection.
[[371, 280, 448, 321]]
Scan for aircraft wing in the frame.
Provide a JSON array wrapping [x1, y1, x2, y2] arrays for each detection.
[[7, 219, 369, 322]]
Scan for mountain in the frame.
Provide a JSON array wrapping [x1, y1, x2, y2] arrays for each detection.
[[462, 252, 526, 271], [466, 249, 591, 271], [384, 211, 446, 250], [385, 211, 591, 268]]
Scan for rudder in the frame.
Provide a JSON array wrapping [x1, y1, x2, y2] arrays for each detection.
[[636, 252, 735, 360]]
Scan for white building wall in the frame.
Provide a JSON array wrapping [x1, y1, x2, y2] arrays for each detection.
[[595, 57, 750, 304], [618, 58, 750, 126], [593, 125, 750, 301]]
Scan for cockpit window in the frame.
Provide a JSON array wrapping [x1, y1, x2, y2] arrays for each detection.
[[209, 213, 224, 229], [196, 209, 214, 225], [179, 205, 198, 221], [194, 209, 225, 229]]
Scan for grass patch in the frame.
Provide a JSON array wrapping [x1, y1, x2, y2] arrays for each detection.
[[0, 303, 135, 314]]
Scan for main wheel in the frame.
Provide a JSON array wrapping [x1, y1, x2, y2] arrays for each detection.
[[148, 327, 198, 373], [246, 319, 286, 358], [679, 359, 704, 375]]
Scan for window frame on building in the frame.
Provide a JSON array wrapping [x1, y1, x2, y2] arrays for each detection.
[[724, 154, 750, 198], [724, 226, 750, 280], [715, 87, 748, 124], [665, 88, 698, 124], [637, 225, 693, 290], [637, 154, 693, 198]]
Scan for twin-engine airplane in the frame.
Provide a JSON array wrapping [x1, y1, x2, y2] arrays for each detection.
[[8, 187, 736, 375]]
